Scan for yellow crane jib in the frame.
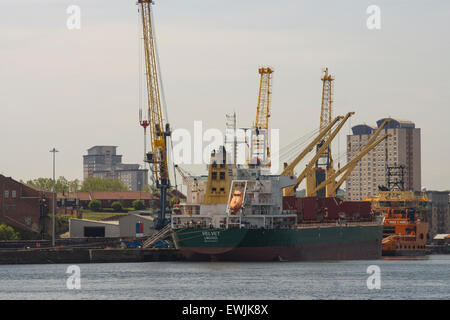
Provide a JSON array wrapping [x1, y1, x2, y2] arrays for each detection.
[[285, 112, 354, 195], [325, 118, 391, 196], [310, 133, 391, 196], [280, 115, 343, 177]]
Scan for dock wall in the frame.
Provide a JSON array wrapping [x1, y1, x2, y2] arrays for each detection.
[[0, 248, 184, 265]]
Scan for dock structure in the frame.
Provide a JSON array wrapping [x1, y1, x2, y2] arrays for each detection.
[[0, 248, 184, 265]]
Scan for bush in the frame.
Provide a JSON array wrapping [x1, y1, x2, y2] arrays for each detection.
[[111, 201, 123, 212], [0, 223, 20, 240], [88, 200, 102, 212], [132, 199, 145, 210]]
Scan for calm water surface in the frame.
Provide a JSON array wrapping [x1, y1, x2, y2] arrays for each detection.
[[0, 255, 449, 300]]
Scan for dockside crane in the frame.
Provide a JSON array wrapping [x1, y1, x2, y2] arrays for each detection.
[[249, 67, 273, 167], [138, 0, 171, 229]]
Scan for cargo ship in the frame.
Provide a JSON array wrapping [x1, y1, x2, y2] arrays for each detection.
[[171, 148, 384, 262], [364, 191, 430, 256]]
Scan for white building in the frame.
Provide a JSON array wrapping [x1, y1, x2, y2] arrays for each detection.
[[346, 118, 421, 201]]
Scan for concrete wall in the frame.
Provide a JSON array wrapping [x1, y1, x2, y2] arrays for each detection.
[[0, 248, 183, 265], [69, 219, 120, 238]]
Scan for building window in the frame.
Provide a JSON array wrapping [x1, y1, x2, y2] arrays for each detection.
[[4, 190, 9, 198], [212, 172, 217, 180], [219, 172, 225, 180], [12, 190, 16, 198]]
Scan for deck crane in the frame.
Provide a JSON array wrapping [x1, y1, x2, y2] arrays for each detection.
[[308, 119, 392, 197], [283, 112, 354, 196], [138, 0, 171, 229], [309, 134, 391, 197], [280, 115, 343, 177], [249, 67, 273, 167]]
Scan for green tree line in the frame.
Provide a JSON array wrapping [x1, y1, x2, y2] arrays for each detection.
[[0, 223, 20, 240], [25, 176, 129, 193]]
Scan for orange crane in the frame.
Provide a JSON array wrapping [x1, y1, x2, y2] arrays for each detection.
[[138, 0, 171, 229]]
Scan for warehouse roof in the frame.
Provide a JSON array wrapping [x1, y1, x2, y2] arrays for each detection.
[[69, 218, 119, 225], [433, 234, 450, 240]]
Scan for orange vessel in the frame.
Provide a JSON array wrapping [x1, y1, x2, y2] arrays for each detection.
[[364, 191, 430, 256]]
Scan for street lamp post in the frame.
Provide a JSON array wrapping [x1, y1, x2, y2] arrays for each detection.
[[50, 148, 59, 247]]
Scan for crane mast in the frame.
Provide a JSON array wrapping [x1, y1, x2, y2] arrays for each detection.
[[306, 67, 335, 197], [318, 67, 334, 169], [139, 0, 171, 229], [250, 67, 273, 166]]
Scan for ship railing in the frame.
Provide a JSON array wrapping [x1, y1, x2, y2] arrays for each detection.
[[176, 204, 201, 216], [296, 220, 380, 229]]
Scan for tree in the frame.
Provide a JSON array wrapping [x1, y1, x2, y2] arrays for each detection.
[[169, 196, 178, 208], [111, 201, 123, 212], [88, 200, 102, 212], [132, 199, 145, 210], [0, 224, 20, 240], [26, 178, 53, 192], [55, 176, 69, 194], [80, 177, 129, 192], [142, 184, 157, 194], [25, 176, 81, 194], [68, 179, 81, 193]]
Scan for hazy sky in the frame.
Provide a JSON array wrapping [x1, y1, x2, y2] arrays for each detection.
[[1, 0, 449, 190]]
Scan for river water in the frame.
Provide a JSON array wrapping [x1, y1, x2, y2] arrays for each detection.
[[0, 255, 449, 300]]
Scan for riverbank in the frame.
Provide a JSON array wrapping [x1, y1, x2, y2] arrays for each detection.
[[0, 248, 184, 265]]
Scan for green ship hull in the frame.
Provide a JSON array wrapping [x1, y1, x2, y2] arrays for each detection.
[[173, 223, 383, 261]]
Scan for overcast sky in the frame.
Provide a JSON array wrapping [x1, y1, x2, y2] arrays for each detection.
[[1, 0, 449, 190]]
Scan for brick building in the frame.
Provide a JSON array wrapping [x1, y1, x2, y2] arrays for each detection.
[[64, 190, 186, 210], [69, 191, 159, 209], [0, 174, 54, 235]]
